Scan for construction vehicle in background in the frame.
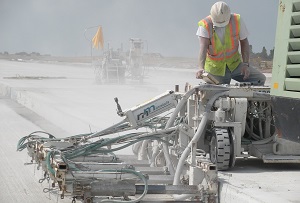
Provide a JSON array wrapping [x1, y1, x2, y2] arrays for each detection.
[[16, 0, 300, 202], [94, 38, 146, 84], [127, 38, 146, 83], [94, 46, 126, 84]]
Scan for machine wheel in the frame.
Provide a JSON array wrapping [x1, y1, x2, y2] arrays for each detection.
[[209, 128, 233, 171]]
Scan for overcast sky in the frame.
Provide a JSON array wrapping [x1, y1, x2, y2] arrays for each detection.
[[0, 0, 279, 58]]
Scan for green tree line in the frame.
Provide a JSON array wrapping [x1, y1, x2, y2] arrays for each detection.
[[250, 45, 274, 60]]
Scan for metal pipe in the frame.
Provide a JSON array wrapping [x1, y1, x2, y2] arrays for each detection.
[[90, 180, 136, 196], [100, 169, 148, 203]]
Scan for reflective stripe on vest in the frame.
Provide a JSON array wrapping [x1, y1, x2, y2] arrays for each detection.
[[198, 14, 242, 76]]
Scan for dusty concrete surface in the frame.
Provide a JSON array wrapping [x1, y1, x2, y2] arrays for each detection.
[[1, 59, 298, 203], [0, 99, 70, 203], [219, 158, 300, 203]]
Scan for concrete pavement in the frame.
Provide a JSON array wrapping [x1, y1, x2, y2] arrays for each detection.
[[0, 59, 298, 203], [0, 99, 70, 203]]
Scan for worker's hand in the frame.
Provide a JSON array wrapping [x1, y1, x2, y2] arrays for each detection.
[[241, 64, 250, 80], [196, 69, 205, 79]]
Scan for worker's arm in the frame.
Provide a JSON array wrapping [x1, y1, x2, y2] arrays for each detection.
[[196, 36, 210, 79], [240, 38, 250, 80]]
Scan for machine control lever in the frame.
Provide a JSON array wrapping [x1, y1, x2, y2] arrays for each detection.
[[114, 97, 124, 117]]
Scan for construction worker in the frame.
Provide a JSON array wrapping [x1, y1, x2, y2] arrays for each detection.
[[196, 1, 266, 85]]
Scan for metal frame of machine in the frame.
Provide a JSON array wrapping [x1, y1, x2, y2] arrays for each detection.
[[18, 84, 221, 203], [18, 82, 300, 202]]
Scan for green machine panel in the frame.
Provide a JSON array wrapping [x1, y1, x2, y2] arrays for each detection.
[[271, 0, 300, 96], [271, 0, 300, 143]]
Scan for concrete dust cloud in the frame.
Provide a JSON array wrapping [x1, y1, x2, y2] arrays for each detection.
[[0, 0, 277, 57]]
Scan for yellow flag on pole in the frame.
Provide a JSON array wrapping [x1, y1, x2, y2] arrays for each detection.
[[92, 27, 104, 49]]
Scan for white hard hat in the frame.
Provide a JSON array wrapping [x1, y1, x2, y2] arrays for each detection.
[[210, 1, 231, 27]]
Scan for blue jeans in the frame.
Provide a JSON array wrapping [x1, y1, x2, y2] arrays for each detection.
[[210, 63, 266, 86]]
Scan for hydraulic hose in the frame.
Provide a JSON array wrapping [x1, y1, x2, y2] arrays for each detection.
[[17, 131, 56, 151], [162, 87, 197, 175], [251, 133, 276, 145], [132, 140, 143, 156], [246, 91, 272, 140], [87, 119, 129, 139], [150, 140, 159, 167], [162, 84, 229, 175], [139, 140, 151, 160], [173, 90, 229, 201], [46, 150, 60, 176]]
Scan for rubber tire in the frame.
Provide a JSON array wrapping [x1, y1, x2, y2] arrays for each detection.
[[209, 128, 231, 171]]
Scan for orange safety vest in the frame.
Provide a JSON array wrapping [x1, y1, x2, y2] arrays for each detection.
[[198, 14, 242, 76]]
